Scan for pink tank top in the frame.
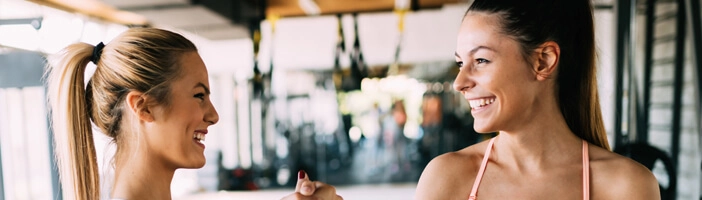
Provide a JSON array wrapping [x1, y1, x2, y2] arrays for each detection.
[[468, 138, 590, 200]]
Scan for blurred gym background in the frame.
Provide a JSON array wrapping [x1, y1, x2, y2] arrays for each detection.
[[0, 0, 700, 199]]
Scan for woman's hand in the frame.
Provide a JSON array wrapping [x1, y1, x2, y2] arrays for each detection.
[[281, 170, 343, 200]]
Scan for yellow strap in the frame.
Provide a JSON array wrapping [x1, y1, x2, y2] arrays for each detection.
[[266, 14, 280, 33], [394, 9, 408, 32]]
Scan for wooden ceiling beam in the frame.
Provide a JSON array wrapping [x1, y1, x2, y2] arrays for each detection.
[[27, 0, 149, 26], [267, 0, 459, 17]]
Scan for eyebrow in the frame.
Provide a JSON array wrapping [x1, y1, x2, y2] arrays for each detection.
[[455, 46, 495, 58], [195, 82, 211, 95]]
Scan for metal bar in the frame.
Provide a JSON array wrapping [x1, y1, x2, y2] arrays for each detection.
[[640, 0, 657, 144], [688, 0, 702, 200], [615, 0, 634, 149], [629, 62, 640, 144], [683, 0, 702, 198], [686, 0, 702, 128], [687, 0, 702, 123], [670, 2, 687, 200], [627, 0, 639, 148], [0, 17, 42, 29]]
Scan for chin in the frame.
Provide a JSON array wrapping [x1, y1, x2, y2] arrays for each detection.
[[193, 158, 206, 168], [183, 162, 206, 169], [194, 162, 206, 168], [182, 157, 206, 168], [472, 122, 496, 134]]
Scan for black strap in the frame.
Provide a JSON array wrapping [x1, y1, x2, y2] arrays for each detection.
[[91, 42, 105, 64]]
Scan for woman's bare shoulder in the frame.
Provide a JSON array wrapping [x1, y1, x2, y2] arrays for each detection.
[[588, 144, 660, 199], [415, 138, 493, 200]]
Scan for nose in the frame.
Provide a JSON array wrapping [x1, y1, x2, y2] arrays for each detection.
[[453, 68, 475, 92], [205, 101, 219, 125]]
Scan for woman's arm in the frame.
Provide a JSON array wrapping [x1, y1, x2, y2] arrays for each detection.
[[590, 148, 661, 200], [602, 159, 660, 200]]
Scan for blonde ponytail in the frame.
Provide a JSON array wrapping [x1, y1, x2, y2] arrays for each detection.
[[46, 28, 198, 200], [46, 43, 101, 200]]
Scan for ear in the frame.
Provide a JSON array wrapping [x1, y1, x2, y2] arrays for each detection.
[[125, 91, 155, 122], [532, 41, 560, 81]]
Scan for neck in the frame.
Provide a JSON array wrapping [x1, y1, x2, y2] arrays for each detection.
[[492, 94, 583, 172], [112, 150, 175, 200]]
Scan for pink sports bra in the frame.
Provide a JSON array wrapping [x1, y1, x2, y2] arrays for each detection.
[[468, 138, 590, 200]]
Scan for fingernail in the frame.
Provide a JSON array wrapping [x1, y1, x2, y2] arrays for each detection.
[[298, 170, 306, 179]]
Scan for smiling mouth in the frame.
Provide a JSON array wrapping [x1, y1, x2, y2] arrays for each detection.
[[468, 97, 496, 109], [193, 132, 206, 144]]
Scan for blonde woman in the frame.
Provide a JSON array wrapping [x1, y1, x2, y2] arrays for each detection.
[[47, 28, 338, 200]]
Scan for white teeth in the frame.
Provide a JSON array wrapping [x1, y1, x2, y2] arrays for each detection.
[[469, 98, 496, 109], [194, 133, 206, 142]]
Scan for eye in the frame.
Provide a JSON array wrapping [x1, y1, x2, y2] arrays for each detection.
[[476, 58, 490, 64], [194, 93, 206, 100], [456, 61, 463, 68]]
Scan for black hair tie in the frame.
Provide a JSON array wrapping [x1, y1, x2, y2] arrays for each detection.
[[91, 42, 105, 64]]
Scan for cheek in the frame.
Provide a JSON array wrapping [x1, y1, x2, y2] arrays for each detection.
[[487, 65, 534, 95], [193, 104, 207, 120], [177, 104, 207, 132], [178, 101, 204, 119]]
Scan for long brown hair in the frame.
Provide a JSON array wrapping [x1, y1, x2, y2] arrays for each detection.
[[46, 28, 197, 199], [467, 0, 610, 150]]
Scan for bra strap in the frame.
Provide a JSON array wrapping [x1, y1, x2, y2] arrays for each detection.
[[469, 137, 496, 200]]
